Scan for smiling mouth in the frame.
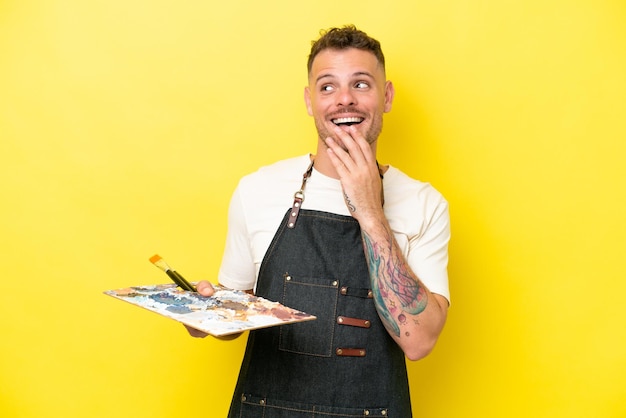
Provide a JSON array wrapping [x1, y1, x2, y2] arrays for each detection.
[[332, 117, 364, 127]]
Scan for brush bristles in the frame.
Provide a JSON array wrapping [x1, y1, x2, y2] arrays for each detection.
[[149, 254, 171, 272]]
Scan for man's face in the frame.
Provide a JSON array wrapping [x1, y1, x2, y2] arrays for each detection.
[[304, 47, 394, 148]]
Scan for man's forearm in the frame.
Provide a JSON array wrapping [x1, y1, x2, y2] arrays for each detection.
[[362, 220, 447, 360]]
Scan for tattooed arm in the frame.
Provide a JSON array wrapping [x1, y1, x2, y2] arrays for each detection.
[[361, 219, 448, 360], [324, 125, 449, 360]]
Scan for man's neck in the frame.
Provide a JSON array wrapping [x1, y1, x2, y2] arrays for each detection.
[[310, 149, 338, 179]]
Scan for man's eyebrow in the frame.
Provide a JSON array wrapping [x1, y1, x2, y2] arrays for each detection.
[[315, 73, 335, 84], [315, 71, 375, 84], [353, 71, 375, 79]]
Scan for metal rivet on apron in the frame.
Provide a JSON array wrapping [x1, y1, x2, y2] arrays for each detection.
[[336, 348, 343, 355], [337, 316, 344, 323], [340, 286, 348, 295], [288, 222, 294, 228], [241, 395, 247, 401], [381, 409, 388, 416], [285, 275, 291, 281], [332, 280, 338, 287], [259, 399, 265, 405], [364, 410, 370, 416]]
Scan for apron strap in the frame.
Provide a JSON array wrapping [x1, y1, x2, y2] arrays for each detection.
[[287, 159, 314, 229]]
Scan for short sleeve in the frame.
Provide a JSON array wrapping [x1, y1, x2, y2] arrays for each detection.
[[407, 198, 451, 304], [217, 185, 257, 291]]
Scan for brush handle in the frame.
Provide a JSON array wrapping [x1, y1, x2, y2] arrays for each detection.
[[172, 270, 197, 292], [165, 270, 195, 292]]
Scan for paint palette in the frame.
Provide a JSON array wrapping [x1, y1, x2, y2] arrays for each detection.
[[104, 283, 316, 336]]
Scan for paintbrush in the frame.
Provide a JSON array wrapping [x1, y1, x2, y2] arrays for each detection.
[[149, 254, 197, 292]]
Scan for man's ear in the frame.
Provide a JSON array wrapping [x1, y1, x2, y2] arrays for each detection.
[[384, 80, 395, 113], [304, 86, 313, 116]]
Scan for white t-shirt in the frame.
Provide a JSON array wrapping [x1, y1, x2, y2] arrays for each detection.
[[218, 154, 451, 302]]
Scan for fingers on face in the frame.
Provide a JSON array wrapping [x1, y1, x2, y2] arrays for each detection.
[[330, 125, 373, 166]]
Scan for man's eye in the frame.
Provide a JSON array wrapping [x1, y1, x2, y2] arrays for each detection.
[[355, 81, 369, 89], [321, 85, 334, 92]]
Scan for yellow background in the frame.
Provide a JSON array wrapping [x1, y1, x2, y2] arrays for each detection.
[[1, 1, 625, 417]]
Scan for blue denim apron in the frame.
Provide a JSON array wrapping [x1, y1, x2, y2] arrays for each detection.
[[228, 163, 412, 417]]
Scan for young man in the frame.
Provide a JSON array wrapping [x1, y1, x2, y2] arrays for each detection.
[[192, 25, 450, 417]]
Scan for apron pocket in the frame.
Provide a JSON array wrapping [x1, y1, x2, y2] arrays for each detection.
[[279, 274, 339, 357], [240, 394, 390, 417]]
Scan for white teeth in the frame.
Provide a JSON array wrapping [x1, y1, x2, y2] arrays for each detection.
[[332, 117, 363, 124]]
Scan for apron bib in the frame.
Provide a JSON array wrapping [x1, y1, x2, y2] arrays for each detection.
[[228, 163, 412, 418]]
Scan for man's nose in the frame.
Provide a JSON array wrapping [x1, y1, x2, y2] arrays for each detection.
[[336, 87, 356, 106]]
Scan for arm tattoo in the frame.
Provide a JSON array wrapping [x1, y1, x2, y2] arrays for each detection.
[[344, 192, 356, 212], [363, 229, 428, 337]]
